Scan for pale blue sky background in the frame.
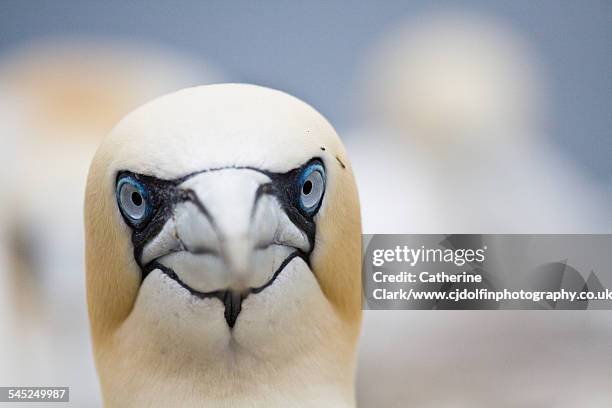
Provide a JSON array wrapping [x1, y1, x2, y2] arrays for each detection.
[[1, 0, 611, 182]]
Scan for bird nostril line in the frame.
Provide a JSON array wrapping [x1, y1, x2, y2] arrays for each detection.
[[255, 242, 273, 250], [189, 246, 220, 256]]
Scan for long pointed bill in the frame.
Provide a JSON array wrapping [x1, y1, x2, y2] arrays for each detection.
[[140, 168, 310, 327]]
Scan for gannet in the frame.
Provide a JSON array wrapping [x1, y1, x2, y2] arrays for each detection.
[[349, 10, 612, 234], [84, 84, 362, 407]]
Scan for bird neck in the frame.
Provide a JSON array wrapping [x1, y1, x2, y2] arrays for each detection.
[[94, 298, 359, 408], [96, 332, 357, 407]]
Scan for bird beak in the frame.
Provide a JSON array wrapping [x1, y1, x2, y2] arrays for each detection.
[[140, 168, 310, 326]]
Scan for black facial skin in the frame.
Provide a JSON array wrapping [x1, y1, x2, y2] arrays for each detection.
[[115, 158, 325, 328]]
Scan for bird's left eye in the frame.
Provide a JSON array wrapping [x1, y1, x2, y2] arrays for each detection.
[[298, 162, 325, 215], [116, 175, 151, 226]]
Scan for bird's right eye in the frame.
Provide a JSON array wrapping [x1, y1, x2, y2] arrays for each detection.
[[116, 175, 151, 227]]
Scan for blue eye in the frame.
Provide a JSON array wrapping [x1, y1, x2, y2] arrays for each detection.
[[116, 176, 151, 226], [298, 163, 325, 215]]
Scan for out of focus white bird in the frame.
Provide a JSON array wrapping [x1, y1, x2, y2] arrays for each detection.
[[0, 38, 223, 406], [349, 11, 611, 234], [346, 11, 612, 407]]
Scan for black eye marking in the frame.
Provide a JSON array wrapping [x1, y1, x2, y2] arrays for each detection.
[[116, 158, 326, 270], [115, 171, 182, 267], [265, 158, 325, 249], [320, 146, 326, 151]]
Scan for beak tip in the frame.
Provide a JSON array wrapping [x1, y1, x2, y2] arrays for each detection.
[[223, 291, 243, 328]]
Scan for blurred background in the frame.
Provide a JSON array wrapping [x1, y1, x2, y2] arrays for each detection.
[[0, 1, 611, 407]]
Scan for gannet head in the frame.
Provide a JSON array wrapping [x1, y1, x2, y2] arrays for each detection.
[[84, 84, 361, 405]]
